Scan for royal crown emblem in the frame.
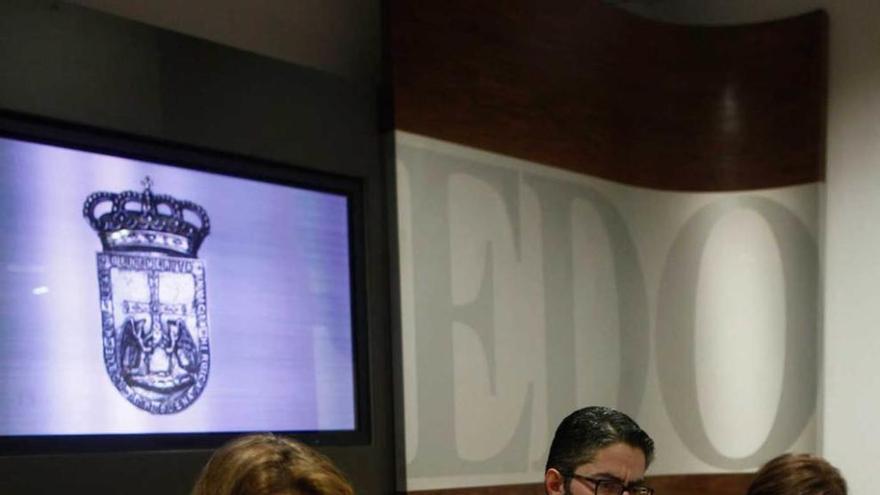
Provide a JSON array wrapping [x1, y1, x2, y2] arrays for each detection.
[[83, 177, 211, 414]]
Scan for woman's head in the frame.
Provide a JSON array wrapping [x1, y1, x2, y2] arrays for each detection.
[[747, 453, 846, 495], [192, 434, 354, 495]]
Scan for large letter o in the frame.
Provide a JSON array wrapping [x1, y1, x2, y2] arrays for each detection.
[[656, 196, 817, 469]]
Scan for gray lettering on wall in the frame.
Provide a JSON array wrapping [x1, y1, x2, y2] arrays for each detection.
[[398, 136, 819, 484], [525, 174, 650, 465], [401, 146, 534, 476], [655, 196, 817, 469]]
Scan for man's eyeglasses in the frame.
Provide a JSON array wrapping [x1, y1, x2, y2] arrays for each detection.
[[564, 473, 654, 495]]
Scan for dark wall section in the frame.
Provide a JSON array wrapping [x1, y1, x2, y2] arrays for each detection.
[[0, 1, 395, 494], [391, 0, 827, 191]]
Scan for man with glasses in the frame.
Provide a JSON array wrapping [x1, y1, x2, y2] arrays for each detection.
[[544, 406, 655, 495]]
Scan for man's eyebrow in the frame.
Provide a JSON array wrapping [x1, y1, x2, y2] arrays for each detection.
[[589, 473, 647, 484], [590, 472, 623, 481]]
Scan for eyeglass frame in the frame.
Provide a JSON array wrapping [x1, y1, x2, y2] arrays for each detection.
[[562, 472, 655, 495]]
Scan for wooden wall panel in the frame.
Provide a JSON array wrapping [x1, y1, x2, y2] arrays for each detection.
[[406, 473, 754, 495], [390, 0, 827, 191], [647, 473, 754, 495], [408, 483, 543, 495]]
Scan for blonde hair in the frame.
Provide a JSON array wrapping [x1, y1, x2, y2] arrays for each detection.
[[748, 453, 846, 495], [191, 434, 354, 495]]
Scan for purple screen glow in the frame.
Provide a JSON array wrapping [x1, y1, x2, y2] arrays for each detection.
[[0, 136, 356, 435]]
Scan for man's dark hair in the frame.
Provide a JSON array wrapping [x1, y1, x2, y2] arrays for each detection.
[[545, 406, 654, 474]]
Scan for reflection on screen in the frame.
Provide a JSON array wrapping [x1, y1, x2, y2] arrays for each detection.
[[0, 136, 355, 435]]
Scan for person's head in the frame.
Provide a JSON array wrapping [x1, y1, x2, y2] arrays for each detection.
[[544, 406, 654, 495], [747, 453, 846, 495], [191, 433, 354, 495]]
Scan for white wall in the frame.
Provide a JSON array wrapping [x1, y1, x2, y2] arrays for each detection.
[[822, 3, 880, 494], [397, 131, 819, 490], [617, 1, 880, 493]]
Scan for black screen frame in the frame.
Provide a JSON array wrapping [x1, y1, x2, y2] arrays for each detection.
[[0, 110, 372, 455]]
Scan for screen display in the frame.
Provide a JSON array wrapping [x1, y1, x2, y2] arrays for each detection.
[[0, 134, 357, 438]]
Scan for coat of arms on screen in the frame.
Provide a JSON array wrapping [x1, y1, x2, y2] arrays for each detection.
[[83, 177, 210, 414]]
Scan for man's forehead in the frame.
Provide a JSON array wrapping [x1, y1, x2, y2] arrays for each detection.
[[576, 443, 647, 481]]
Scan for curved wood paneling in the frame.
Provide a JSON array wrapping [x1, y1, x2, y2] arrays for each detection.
[[406, 473, 753, 495], [408, 484, 542, 495], [648, 473, 754, 495], [390, 0, 826, 191]]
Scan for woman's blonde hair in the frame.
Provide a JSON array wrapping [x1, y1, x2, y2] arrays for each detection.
[[747, 453, 846, 495], [191, 433, 354, 495]]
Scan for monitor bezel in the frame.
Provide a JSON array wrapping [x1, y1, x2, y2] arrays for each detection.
[[0, 110, 372, 455]]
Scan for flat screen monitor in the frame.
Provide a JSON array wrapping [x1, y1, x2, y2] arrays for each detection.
[[0, 113, 369, 453]]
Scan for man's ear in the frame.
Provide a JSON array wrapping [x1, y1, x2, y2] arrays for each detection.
[[544, 468, 565, 495]]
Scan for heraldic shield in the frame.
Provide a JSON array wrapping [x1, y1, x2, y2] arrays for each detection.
[[83, 177, 210, 414]]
